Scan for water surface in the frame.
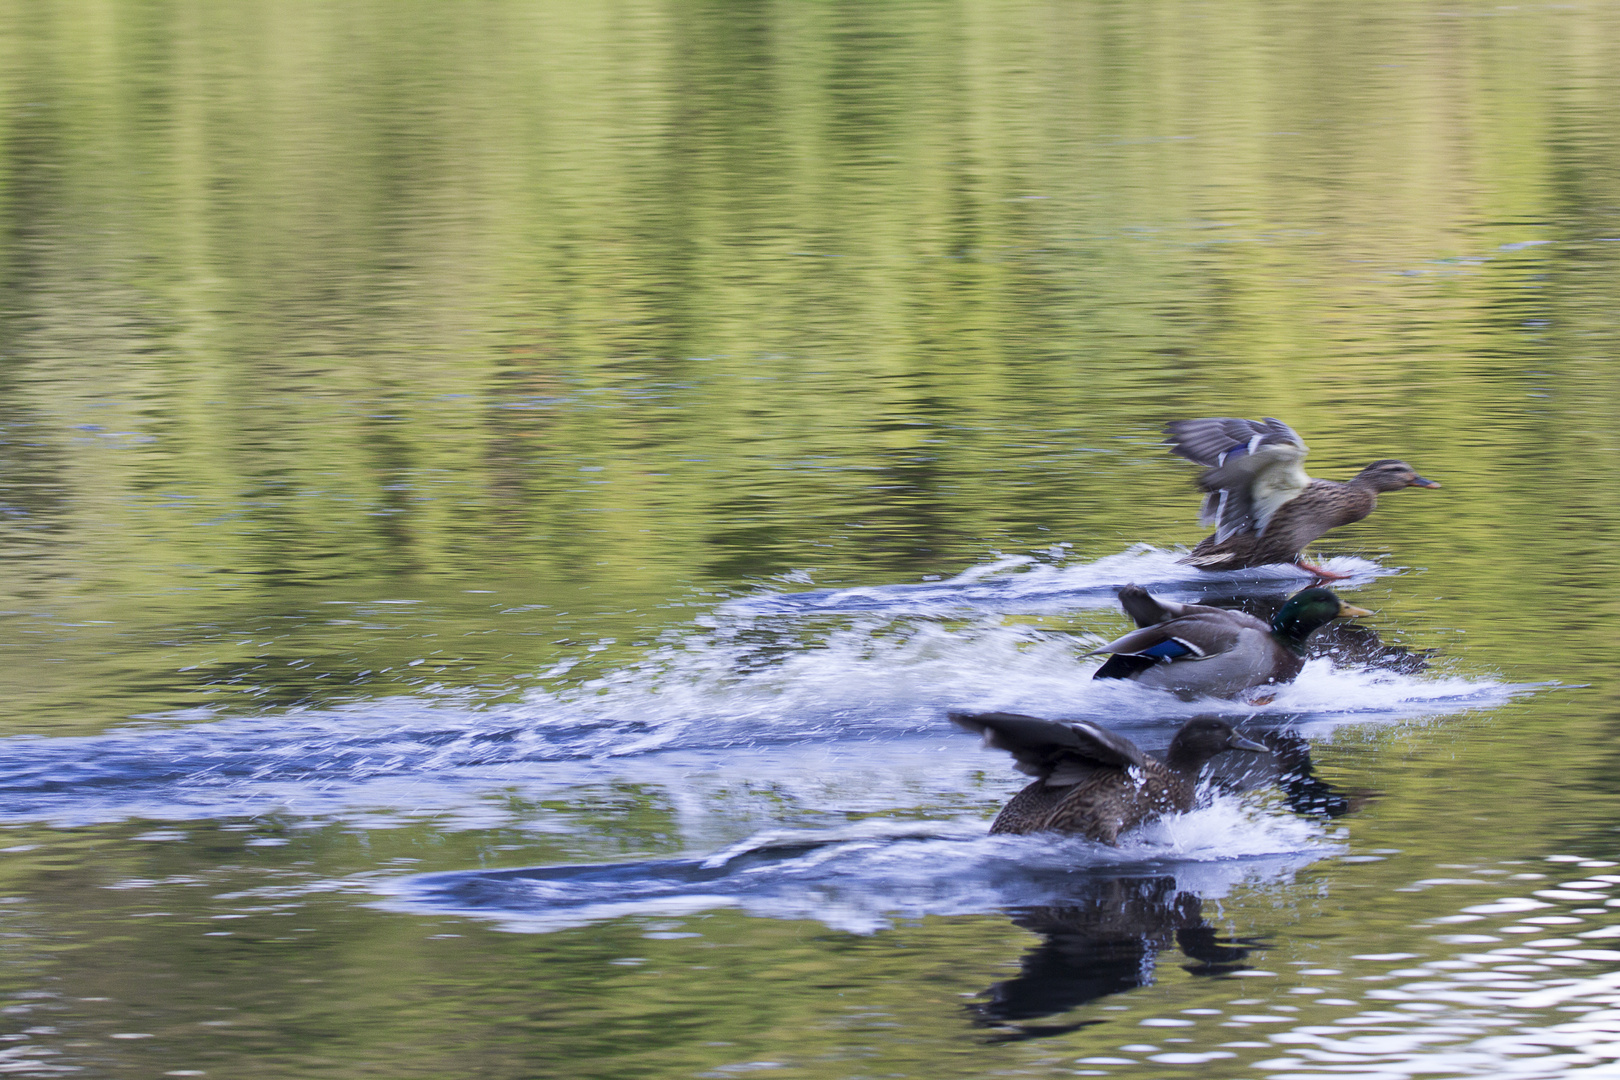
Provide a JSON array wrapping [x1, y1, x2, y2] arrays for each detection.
[[2, 1, 1620, 1077]]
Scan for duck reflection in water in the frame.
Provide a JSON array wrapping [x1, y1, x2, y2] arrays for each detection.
[[970, 875, 1258, 1039], [1211, 723, 1378, 818]]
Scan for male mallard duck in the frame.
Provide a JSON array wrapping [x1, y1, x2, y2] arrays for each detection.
[[949, 711, 1267, 842], [1163, 416, 1439, 577], [1085, 585, 1371, 698]]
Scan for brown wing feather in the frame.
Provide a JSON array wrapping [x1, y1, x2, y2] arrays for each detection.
[[1085, 610, 1259, 659], [994, 761, 1195, 842], [948, 712, 1147, 777], [1187, 479, 1376, 568]]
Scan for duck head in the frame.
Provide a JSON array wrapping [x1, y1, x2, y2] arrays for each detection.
[[1270, 587, 1372, 653], [1165, 716, 1268, 773], [1356, 459, 1440, 492]]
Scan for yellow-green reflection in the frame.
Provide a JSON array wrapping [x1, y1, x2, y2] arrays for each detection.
[[0, 0, 1618, 1077]]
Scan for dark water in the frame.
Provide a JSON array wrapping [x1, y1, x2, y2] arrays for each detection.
[[2, 1, 1620, 1076]]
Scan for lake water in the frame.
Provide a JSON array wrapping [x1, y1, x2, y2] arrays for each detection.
[[2, 1, 1620, 1077]]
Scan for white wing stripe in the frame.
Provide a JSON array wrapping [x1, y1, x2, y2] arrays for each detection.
[[1170, 636, 1207, 658]]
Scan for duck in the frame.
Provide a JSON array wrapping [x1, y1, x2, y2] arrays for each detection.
[[949, 711, 1267, 842], [1084, 584, 1371, 698], [1163, 416, 1439, 578]]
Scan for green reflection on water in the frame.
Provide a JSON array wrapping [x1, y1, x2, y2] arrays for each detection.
[[0, 0, 1619, 1077]]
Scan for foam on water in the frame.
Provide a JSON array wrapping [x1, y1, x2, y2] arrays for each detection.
[[0, 546, 1523, 830], [375, 792, 1337, 934], [0, 623, 1518, 829], [726, 546, 1391, 617], [1261, 658, 1531, 732]]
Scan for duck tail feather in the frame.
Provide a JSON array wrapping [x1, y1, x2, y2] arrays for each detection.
[[1118, 584, 1173, 627], [1093, 653, 1159, 680]]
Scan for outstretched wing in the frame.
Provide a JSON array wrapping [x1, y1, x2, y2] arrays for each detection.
[[1164, 417, 1311, 541], [948, 710, 1147, 782], [1164, 417, 1299, 466]]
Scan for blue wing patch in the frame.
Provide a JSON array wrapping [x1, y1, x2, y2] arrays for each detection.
[[1136, 638, 1195, 660]]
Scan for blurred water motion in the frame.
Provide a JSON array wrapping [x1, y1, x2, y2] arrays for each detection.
[[1, 1, 1619, 1077]]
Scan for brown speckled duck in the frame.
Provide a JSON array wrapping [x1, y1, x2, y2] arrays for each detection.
[[1164, 416, 1439, 578], [949, 712, 1266, 843]]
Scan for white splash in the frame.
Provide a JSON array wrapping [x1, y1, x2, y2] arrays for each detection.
[[374, 791, 1337, 934], [0, 545, 1522, 833], [725, 545, 1391, 617], [1262, 658, 1527, 732]]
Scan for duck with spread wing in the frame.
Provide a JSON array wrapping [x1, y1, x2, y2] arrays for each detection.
[[1164, 416, 1439, 577], [949, 712, 1267, 842]]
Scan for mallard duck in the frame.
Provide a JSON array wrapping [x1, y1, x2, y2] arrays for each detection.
[[1085, 585, 1371, 698], [949, 711, 1267, 842], [1163, 416, 1439, 577]]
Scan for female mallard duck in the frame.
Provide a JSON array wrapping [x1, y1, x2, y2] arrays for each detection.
[[949, 711, 1267, 842], [1164, 416, 1439, 578], [1085, 584, 1371, 698]]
